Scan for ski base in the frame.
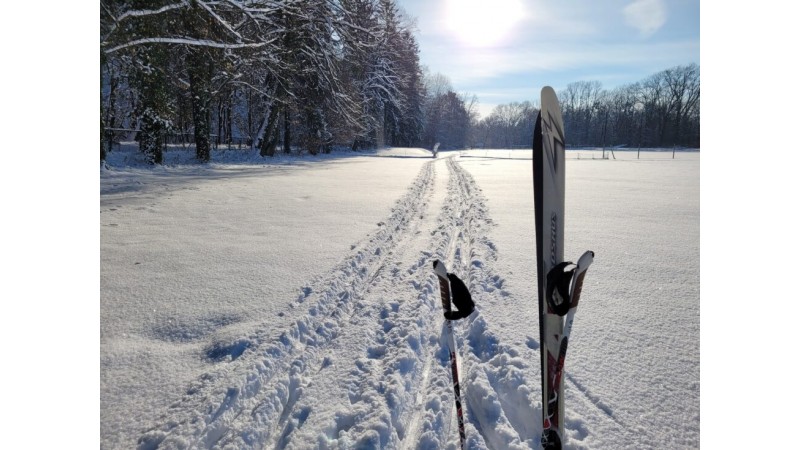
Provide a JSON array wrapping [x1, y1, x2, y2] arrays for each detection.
[[534, 85, 595, 450]]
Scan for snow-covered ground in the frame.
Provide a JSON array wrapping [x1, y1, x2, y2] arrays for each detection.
[[100, 146, 699, 449]]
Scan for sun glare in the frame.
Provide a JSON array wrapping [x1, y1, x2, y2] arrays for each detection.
[[445, 0, 525, 47]]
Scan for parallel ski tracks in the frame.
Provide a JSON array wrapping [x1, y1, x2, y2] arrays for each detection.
[[136, 154, 609, 450], [137, 159, 438, 448]]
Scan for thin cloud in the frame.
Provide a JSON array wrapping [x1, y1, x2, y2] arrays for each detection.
[[623, 0, 667, 37], [401, 0, 696, 114], [426, 39, 698, 86]]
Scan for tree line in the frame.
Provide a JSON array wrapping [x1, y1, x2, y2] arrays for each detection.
[[101, 2, 699, 163], [475, 64, 700, 149], [102, 0, 434, 163]]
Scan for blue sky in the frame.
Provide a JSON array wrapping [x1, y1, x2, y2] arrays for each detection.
[[397, 0, 700, 119]]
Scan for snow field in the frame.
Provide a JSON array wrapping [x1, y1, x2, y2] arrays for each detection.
[[458, 150, 700, 448], [101, 147, 700, 449], [130, 155, 546, 449]]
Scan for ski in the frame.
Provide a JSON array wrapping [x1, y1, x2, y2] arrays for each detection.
[[432, 260, 467, 449], [533, 86, 595, 450]]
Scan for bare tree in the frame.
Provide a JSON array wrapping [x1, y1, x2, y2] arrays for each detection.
[[663, 64, 700, 147], [476, 65, 699, 150]]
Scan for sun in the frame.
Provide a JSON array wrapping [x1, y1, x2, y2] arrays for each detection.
[[445, 0, 525, 47]]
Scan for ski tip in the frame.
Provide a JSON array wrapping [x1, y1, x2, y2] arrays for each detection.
[[433, 259, 448, 277], [578, 250, 594, 268]]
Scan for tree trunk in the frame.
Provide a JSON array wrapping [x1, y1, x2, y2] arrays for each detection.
[[247, 90, 254, 146], [101, 115, 107, 162], [139, 114, 164, 165], [283, 108, 291, 154], [259, 105, 281, 157], [188, 50, 213, 162], [226, 99, 232, 147]]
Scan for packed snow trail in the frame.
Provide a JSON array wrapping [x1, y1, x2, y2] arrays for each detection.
[[135, 155, 569, 449]]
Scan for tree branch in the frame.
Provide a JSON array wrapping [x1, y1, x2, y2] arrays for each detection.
[[103, 37, 274, 54]]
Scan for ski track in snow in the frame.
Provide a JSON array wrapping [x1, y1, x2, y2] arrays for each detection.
[[134, 155, 612, 450]]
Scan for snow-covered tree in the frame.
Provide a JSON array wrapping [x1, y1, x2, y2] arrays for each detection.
[[383, 8, 425, 147], [100, 0, 430, 160]]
